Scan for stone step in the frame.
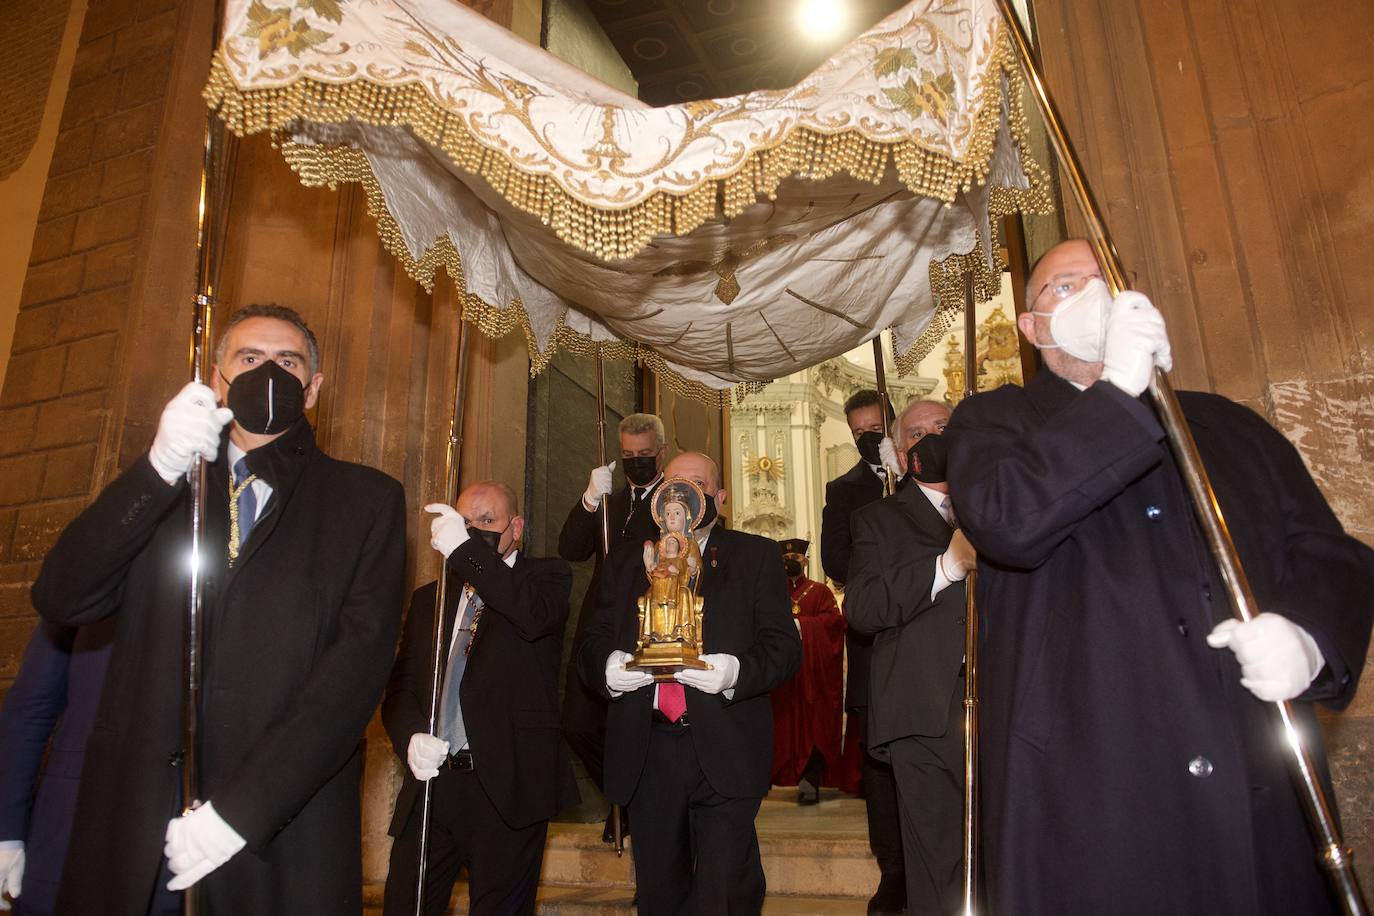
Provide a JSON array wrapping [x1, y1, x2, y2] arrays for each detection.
[[365, 788, 879, 913], [366, 883, 867, 914]]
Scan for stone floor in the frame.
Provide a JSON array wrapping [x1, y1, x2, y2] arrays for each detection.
[[364, 787, 877, 914]]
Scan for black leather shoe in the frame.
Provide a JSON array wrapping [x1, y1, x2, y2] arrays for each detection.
[[796, 779, 820, 806], [867, 872, 907, 914]]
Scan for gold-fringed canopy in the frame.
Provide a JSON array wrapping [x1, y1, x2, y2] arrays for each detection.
[[205, 0, 1050, 402]]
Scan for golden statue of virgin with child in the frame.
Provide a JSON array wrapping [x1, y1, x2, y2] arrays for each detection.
[[630, 477, 709, 678]]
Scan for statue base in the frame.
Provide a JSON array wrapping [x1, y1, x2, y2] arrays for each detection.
[[628, 641, 711, 681]]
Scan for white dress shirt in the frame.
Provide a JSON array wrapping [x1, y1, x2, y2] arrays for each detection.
[[916, 482, 959, 601]]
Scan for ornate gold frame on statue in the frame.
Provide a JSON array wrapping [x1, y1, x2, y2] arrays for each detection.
[[629, 476, 711, 680]]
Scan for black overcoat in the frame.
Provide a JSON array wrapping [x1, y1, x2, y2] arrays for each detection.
[[383, 543, 576, 833], [946, 373, 1374, 915], [576, 526, 801, 803], [845, 482, 966, 750], [31, 419, 407, 916]]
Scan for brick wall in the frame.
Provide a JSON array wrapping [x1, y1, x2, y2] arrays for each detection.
[[0, 0, 73, 181], [0, 0, 188, 683]]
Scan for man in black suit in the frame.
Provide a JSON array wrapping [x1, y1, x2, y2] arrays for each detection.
[[559, 412, 666, 839], [31, 305, 407, 915], [382, 481, 574, 916], [819, 389, 907, 914], [578, 452, 801, 915], [848, 399, 975, 916]]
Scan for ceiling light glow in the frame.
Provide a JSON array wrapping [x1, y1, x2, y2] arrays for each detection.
[[796, 0, 847, 39]]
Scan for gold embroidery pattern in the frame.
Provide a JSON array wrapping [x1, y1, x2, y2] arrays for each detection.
[[653, 235, 798, 305], [202, 0, 1053, 403], [243, 0, 335, 59], [274, 142, 769, 406], [204, 7, 1048, 261]]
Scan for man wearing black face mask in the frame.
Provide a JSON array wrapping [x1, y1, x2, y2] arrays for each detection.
[[819, 388, 907, 915], [381, 482, 574, 915], [32, 304, 407, 915], [578, 451, 800, 915], [847, 398, 974, 916], [770, 539, 851, 806], [557, 412, 666, 841]]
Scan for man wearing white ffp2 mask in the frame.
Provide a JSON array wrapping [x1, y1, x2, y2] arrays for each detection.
[[1028, 273, 1113, 362], [1027, 270, 1175, 395], [942, 238, 1374, 915]]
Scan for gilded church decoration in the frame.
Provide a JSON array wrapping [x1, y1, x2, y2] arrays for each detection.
[[743, 454, 786, 483], [944, 305, 1022, 405], [735, 429, 794, 540]]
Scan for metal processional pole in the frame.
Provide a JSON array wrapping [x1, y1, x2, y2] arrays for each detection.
[[415, 326, 474, 916], [959, 272, 980, 916], [183, 5, 238, 914], [595, 353, 625, 858]]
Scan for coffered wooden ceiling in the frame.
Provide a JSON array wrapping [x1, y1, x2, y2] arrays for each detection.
[[584, 0, 909, 105]]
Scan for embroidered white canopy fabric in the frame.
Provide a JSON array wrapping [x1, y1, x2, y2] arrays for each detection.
[[206, 0, 1047, 398]]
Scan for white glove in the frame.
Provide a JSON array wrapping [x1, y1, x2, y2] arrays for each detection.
[[407, 732, 451, 781], [1206, 613, 1324, 702], [0, 847, 22, 909], [1100, 291, 1173, 397], [939, 529, 977, 582], [583, 461, 616, 510], [605, 649, 654, 697], [877, 437, 901, 478], [163, 802, 246, 891], [148, 382, 234, 485], [425, 503, 469, 559], [674, 653, 741, 695]]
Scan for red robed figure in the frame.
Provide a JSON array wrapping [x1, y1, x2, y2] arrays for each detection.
[[771, 544, 860, 794]]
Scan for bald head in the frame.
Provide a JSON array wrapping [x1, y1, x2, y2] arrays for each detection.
[[1018, 238, 1107, 387], [460, 481, 517, 516], [665, 451, 727, 525], [456, 481, 523, 557], [665, 451, 721, 495], [1024, 239, 1099, 313], [896, 400, 950, 452]]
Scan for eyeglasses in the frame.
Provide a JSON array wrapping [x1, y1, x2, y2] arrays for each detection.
[[1032, 271, 1136, 306]]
